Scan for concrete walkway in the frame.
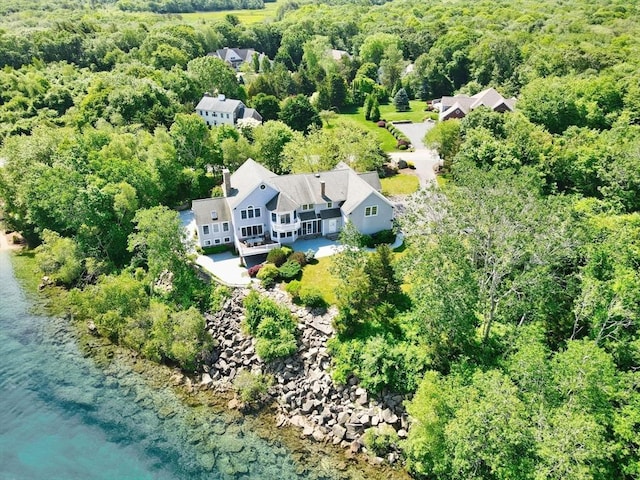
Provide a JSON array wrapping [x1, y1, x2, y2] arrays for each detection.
[[389, 120, 442, 187]]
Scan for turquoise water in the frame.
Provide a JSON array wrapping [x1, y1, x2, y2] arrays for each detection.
[[0, 251, 313, 480]]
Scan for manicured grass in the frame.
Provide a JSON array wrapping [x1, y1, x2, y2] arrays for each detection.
[[380, 173, 419, 196], [298, 257, 338, 306], [178, 0, 282, 24], [334, 100, 429, 153]]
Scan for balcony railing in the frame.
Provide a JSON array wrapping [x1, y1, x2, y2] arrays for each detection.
[[237, 237, 281, 257], [272, 218, 301, 233]]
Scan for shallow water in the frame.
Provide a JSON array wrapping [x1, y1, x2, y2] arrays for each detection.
[[0, 251, 313, 480]]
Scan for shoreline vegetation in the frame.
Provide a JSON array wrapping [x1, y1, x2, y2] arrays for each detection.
[[8, 247, 410, 480]]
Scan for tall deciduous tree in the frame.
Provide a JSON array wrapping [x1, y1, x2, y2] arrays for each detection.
[[278, 94, 321, 133]]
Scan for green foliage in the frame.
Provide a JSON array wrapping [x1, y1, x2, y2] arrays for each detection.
[[393, 88, 410, 112], [278, 259, 301, 280], [298, 286, 326, 309], [284, 279, 302, 299], [35, 229, 84, 286], [242, 290, 297, 361], [278, 94, 321, 133], [266, 246, 289, 266], [363, 424, 399, 457], [424, 120, 461, 171], [233, 370, 273, 406]]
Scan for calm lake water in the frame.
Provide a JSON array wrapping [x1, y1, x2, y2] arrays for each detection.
[[0, 251, 316, 480]]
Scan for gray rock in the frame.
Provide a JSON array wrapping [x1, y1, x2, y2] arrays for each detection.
[[332, 424, 347, 441], [301, 400, 315, 414]]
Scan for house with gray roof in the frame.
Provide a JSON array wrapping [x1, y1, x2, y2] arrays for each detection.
[[435, 87, 516, 121], [191, 158, 394, 262], [195, 93, 262, 127], [209, 47, 268, 71]]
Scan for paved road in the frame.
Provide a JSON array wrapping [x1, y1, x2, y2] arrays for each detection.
[[389, 120, 442, 187]]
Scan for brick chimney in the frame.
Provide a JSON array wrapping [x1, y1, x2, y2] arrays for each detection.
[[222, 169, 231, 197], [320, 180, 326, 198]]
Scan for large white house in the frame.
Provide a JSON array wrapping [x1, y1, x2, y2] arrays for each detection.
[[195, 93, 262, 127], [192, 159, 394, 262], [435, 87, 516, 121]]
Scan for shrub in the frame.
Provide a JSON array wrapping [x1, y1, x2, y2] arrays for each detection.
[[289, 251, 307, 267], [281, 245, 294, 257], [233, 370, 273, 405], [243, 290, 296, 334], [266, 247, 288, 267], [255, 331, 297, 361], [398, 144, 408, 150], [305, 249, 316, 262], [278, 260, 302, 280], [202, 244, 231, 255], [285, 280, 302, 300], [377, 120, 386, 127], [363, 424, 399, 456], [397, 138, 409, 147], [247, 264, 263, 278], [299, 286, 327, 309], [366, 229, 396, 247], [257, 264, 279, 287]]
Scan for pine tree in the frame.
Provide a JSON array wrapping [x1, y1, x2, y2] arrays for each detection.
[[364, 94, 373, 120], [394, 87, 410, 112], [370, 97, 381, 122]]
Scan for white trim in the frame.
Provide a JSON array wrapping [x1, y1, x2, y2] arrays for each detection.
[[365, 205, 378, 217]]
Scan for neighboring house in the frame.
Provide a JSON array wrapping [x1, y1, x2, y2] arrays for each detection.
[[192, 158, 394, 262], [435, 87, 516, 121], [195, 93, 262, 127], [209, 47, 268, 71], [329, 49, 352, 61]]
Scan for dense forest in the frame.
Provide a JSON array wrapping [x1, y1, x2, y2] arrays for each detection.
[[1, 0, 639, 478]]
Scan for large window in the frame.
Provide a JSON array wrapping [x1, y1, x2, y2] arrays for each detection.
[[241, 225, 263, 237], [365, 205, 378, 217], [241, 206, 261, 220], [202, 225, 210, 235], [280, 213, 291, 224], [222, 222, 229, 232], [212, 223, 220, 233]]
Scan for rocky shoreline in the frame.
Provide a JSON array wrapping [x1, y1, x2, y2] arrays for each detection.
[[200, 285, 409, 464]]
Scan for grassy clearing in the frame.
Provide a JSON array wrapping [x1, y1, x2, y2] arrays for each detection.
[[381, 173, 419, 196], [298, 257, 338, 306], [334, 100, 429, 153], [178, 0, 282, 24]]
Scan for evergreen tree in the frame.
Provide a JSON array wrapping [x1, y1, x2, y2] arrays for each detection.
[[370, 97, 381, 122], [394, 87, 410, 112]]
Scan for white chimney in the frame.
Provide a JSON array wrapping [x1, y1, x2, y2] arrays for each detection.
[[222, 169, 231, 197], [218, 94, 226, 101]]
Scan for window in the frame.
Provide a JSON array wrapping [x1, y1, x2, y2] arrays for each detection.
[[204, 240, 211, 246], [271, 212, 276, 222], [212, 223, 220, 233], [226, 113, 230, 119], [327, 202, 333, 208], [214, 238, 221, 244], [241, 206, 260, 220], [272, 230, 276, 238], [365, 205, 378, 217], [213, 112, 217, 117], [241, 225, 263, 237], [205, 111, 209, 116], [211, 211, 218, 220], [280, 213, 291, 224], [224, 237, 231, 243], [202, 225, 210, 235], [301, 203, 313, 211], [286, 232, 292, 237], [293, 210, 297, 219], [222, 222, 229, 232]]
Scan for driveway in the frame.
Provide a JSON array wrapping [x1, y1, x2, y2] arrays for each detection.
[[389, 120, 442, 187]]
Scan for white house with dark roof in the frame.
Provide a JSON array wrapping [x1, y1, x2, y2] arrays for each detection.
[[195, 93, 262, 127], [209, 47, 268, 71], [435, 87, 516, 121], [191, 158, 394, 261]]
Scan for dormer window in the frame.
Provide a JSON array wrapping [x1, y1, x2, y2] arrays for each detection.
[[327, 202, 333, 208], [211, 211, 218, 220]]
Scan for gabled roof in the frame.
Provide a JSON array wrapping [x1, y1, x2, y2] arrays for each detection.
[[196, 95, 244, 114], [217, 159, 392, 215], [210, 47, 267, 65], [192, 197, 231, 224], [241, 107, 262, 122], [226, 158, 276, 209], [438, 88, 516, 120]]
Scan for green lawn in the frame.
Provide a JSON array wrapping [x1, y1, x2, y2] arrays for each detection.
[[334, 100, 428, 153], [381, 173, 419, 196], [178, 0, 283, 24], [298, 257, 338, 306]]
